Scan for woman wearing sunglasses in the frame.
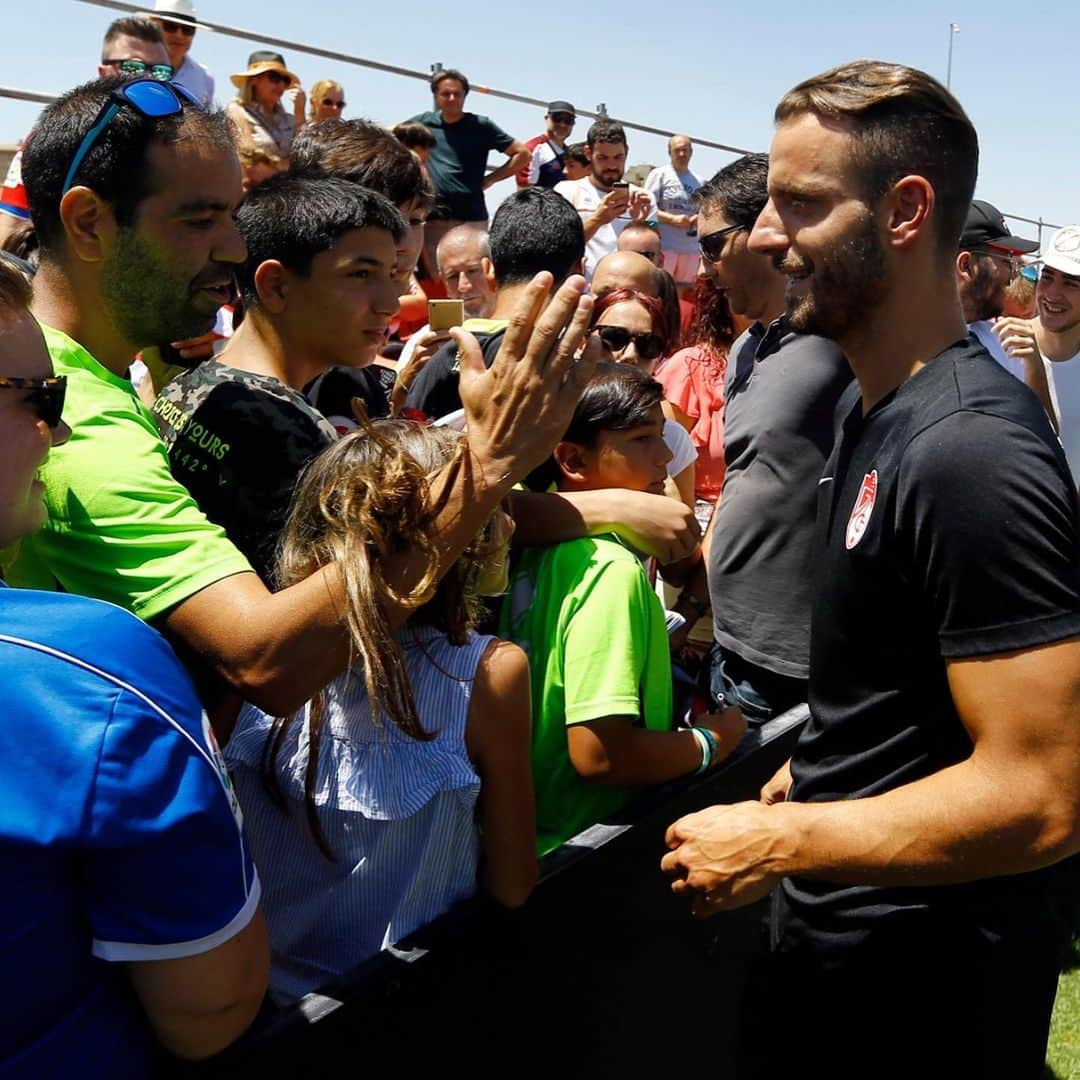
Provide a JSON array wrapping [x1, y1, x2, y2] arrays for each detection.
[[308, 79, 347, 124], [226, 50, 306, 161], [585, 288, 696, 508]]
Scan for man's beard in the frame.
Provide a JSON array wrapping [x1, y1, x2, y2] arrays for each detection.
[[967, 258, 1005, 322], [101, 227, 221, 349], [778, 213, 888, 341]]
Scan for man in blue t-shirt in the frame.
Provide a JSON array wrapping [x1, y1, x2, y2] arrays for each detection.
[[0, 260, 268, 1075], [410, 67, 529, 280]]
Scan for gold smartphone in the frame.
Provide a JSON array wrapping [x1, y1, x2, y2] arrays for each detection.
[[428, 298, 465, 330]]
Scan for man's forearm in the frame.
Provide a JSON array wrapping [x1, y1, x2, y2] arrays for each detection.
[[771, 751, 1080, 886], [655, 210, 687, 227]]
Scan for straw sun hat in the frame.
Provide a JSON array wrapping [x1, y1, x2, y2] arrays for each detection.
[[230, 50, 300, 90]]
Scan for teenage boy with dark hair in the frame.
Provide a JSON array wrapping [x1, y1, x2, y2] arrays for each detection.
[[502, 363, 745, 854], [153, 173, 403, 583], [11, 75, 599, 733]]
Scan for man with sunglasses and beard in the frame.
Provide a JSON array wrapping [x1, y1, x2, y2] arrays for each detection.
[[145, 0, 215, 108], [0, 259, 269, 1075], [690, 152, 850, 724], [954, 199, 1056, 426], [663, 61, 1080, 1079]]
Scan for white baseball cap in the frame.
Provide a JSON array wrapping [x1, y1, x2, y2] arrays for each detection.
[[1042, 226, 1080, 279]]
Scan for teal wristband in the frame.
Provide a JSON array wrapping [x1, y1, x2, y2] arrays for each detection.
[[689, 726, 712, 774]]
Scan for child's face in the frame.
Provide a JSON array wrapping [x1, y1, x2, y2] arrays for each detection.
[[570, 403, 672, 494], [474, 503, 515, 595]]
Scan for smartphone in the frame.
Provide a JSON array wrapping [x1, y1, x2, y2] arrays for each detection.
[[612, 181, 630, 190], [428, 298, 464, 330]]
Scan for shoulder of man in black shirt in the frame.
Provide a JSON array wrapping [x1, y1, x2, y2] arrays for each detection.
[[405, 329, 507, 422], [304, 365, 391, 432]]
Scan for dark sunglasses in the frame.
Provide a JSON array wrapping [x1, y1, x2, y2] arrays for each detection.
[[160, 18, 196, 35], [550, 113, 575, 124], [699, 223, 745, 263], [62, 78, 203, 196], [0, 375, 67, 428], [321, 98, 346, 108], [263, 70, 290, 85], [102, 58, 174, 81], [595, 325, 665, 362]]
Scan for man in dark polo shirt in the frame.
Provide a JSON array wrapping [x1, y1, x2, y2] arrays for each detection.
[[696, 152, 851, 721], [410, 68, 529, 281], [663, 60, 1080, 1079]]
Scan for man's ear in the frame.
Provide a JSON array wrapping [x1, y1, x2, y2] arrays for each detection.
[[553, 439, 591, 484], [481, 256, 496, 291], [252, 259, 288, 314], [584, 144, 594, 164], [955, 249, 976, 284], [884, 174, 934, 252], [58, 188, 116, 263]]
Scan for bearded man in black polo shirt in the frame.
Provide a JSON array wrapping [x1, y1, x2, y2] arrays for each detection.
[[662, 59, 1080, 1079]]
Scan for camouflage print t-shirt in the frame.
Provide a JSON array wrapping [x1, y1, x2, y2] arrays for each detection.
[[153, 359, 338, 586]]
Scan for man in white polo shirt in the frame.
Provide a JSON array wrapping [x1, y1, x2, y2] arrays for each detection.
[[146, 0, 215, 107]]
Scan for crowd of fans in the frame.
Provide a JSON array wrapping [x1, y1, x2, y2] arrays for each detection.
[[3, 7, 1080, 1077]]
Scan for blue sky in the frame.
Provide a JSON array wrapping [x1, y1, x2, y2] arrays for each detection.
[[3, 0, 1075, 248]]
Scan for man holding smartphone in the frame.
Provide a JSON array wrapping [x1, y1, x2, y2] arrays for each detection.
[[555, 119, 657, 281]]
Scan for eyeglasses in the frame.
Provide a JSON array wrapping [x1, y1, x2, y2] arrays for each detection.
[[550, 113, 575, 125], [594, 325, 666, 362], [321, 98, 346, 109], [699, 223, 745, 263], [62, 78, 203, 196], [635, 250, 660, 263], [263, 70, 290, 85], [975, 248, 1021, 282], [102, 59, 174, 81], [0, 375, 67, 428], [160, 19, 196, 35]]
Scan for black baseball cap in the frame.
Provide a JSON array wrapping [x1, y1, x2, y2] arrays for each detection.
[[959, 200, 1039, 254], [546, 101, 576, 118]]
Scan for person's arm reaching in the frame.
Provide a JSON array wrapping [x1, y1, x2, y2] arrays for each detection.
[[163, 273, 596, 717], [995, 317, 1059, 432], [508, 488, 701, 565], [661, 636, 1080, 916], [483, 140, 531, 190]]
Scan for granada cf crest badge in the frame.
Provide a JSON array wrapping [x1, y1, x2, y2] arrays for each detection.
[[845, 469, 877, 550]]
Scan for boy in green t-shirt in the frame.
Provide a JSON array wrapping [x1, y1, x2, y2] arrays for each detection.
[[501, 364, 745, 854]]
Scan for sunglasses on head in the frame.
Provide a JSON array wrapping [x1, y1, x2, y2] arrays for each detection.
[[595, 325, 665, 362], [321, 98, 346, 109], [160, 18, 196, 35], [102, 58, 174, 81], [0, 375, 67, 428], [699, 222, 745, 263], [62, 78, 204, 196]]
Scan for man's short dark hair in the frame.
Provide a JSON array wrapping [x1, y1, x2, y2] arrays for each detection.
[[234, 173, 405, 307], [564, 142, 589, 167], [488, 187, 584, 288], [102, 16, 164, 55], [775, 60, 978, 254], [431, 68, 470, 96], [291, 118, 435, 212], [23, 76, 234, 256], [695, 153, 769, 231], [586, 120, 627, 149]]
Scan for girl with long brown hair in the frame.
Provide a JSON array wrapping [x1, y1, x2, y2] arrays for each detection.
[[225, 420, 535, 1002]]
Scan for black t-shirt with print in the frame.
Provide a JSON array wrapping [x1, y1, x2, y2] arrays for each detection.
[[778, 335, 1080, 956], [154, 359, 338, 586], [404, 329, 507, 422]]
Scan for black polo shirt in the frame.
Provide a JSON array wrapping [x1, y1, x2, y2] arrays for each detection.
[[779, 334, 1080, 954]]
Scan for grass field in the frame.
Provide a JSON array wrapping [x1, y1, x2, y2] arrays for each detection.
[[1047, 857, 1080, 1080]]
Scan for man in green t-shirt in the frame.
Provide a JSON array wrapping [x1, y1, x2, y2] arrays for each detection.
[[501, 365, 745, 854], [9, 75, 597, 732]]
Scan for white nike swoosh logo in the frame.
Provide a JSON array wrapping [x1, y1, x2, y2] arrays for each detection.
[[818, 477, 834, 486]]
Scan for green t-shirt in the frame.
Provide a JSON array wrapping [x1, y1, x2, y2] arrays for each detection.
[[5, 326, 252, 620], [500, 535, 673, 855]]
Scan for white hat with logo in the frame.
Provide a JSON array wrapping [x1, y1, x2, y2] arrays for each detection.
[[1042, 226, 1080, 278]]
